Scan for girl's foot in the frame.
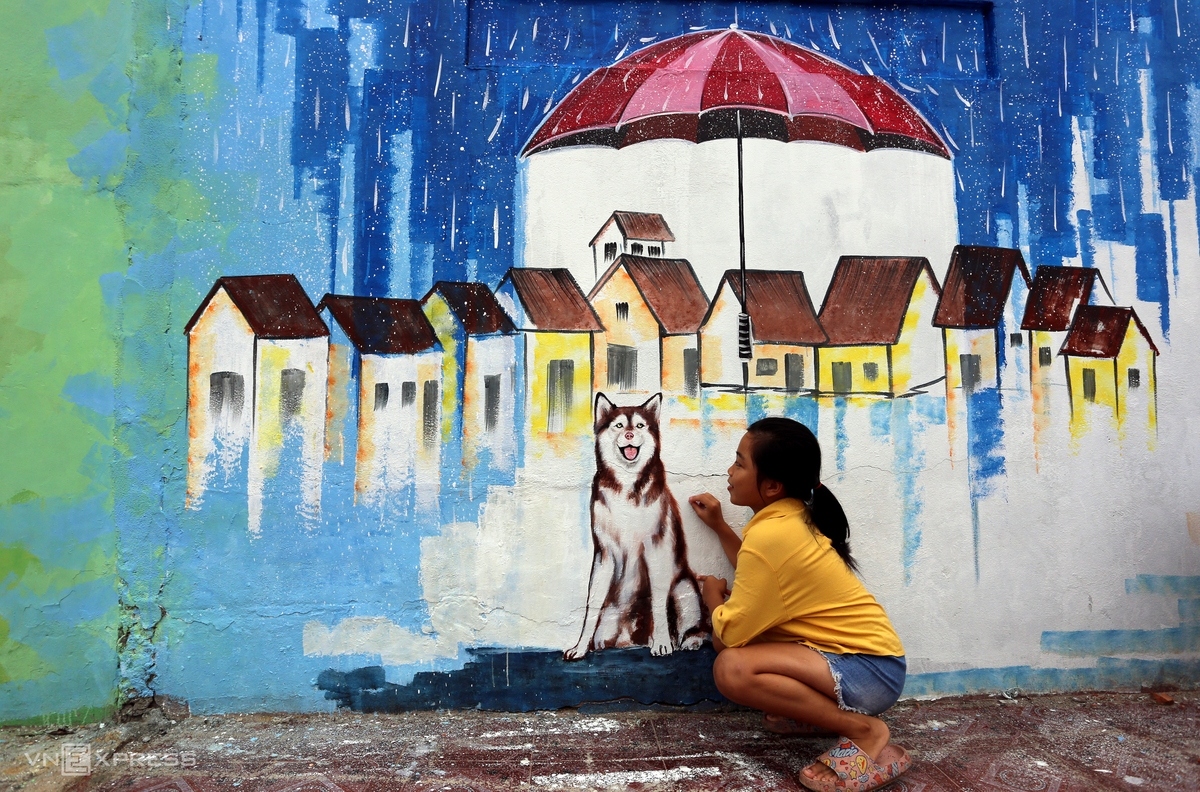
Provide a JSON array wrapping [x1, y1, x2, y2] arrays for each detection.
[[800, 717, 890, 784]]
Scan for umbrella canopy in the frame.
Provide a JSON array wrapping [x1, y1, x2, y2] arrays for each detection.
[[522, 28, 950, 159]]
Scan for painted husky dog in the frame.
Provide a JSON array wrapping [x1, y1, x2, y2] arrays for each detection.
[[564, 392, 707, 659]]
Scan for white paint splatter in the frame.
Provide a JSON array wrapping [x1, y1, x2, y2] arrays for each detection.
[[532, 766, 720, 787]]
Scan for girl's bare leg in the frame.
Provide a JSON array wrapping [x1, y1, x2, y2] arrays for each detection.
[[713, 643, 890, 783]]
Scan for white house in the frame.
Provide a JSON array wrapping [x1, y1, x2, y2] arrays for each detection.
[[588, 211, 675, 283], [184, 274, 329, 534]]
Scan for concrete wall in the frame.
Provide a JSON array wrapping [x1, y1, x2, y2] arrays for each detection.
[[3, 0, 1200, 722]]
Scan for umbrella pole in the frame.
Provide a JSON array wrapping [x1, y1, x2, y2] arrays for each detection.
[[736, 110, 751, 393]]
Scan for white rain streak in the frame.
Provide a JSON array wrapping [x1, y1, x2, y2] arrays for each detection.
[[898, 81, 920, 93], [828, 15, 840, 50], [532, 18, 538, 42], [957, 54, 963, 71], [942, 21, 946, 62], [1001, 160, 1006, 198], [377, 127, 381, 158], [1053, 186, 1058, 231], [1145, 42, 1150, 66], [861, 59, 874, 76], [1129, 0, 1135, 32], [926, 83, 939, 96], [315, 87, 321, 128], [1000, 80, 1005, 122], [957, 169, 965, 190], [213, 130, 219, 163], [486, 25, 492, 57], [1022, 13, 1029, 69], [974, 46, 979, 71], [345, 97, 351, 131], [770, 22, 777, 36], [867, 30, 885, 66], [433, 55, 443, 97], [1116, 40, 1120, 86], [451, 92, 456, 129], [285, 36, 292, 68], [493, 204, 500, 249], [639, 36, 657, 43], [450, 194, 456, 250], [404, 7, 410, 47], [614, 23, 619, 42], [954, 86, 972, 107], [1176, 0, 1182, 37], [1118, 172, 1127, 222], [1063, 36, 1069, 91], [482, 83, 490, 111], [941, 123, 959, 150], [488, 113, 504, 143], [1095, 4, 1100, 47], [235, 110, 241, 138], [571, 72, 581, 84], [614, 41, 630, 61], [1038, 124, 1043, 160], [1167, 91, 1173, 154], [522, 87, 529, 109], [920, 48, 927, 66], [565, 30, 571, 50], [424, 175, 428, 212], [509, 29, 518, 50], [785, 24, 792, 39], [544, 92, 555, 114], [374, 179, 379, 211]]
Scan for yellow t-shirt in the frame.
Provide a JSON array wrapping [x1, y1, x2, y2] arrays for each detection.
[[711, 498, 904, 656]]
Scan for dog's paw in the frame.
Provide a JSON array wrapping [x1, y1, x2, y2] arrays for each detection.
[[679, 634, 706, 651], [563, 644, 589, 661], [649, 639, 674, 657]]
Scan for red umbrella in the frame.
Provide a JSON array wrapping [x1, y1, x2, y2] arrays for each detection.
[[522, 28, 950, 386]]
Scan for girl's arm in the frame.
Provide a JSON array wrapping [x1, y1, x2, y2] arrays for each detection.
[[687, 494, 741, 567], [697, 575, 729, 652]]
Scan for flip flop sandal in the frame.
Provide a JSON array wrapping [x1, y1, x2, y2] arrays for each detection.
[[797, 737, 912, 792], [762, 714, 838, 737]]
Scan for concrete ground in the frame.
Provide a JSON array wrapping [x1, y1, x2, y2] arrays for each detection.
[[3, 691, 1198, 791]]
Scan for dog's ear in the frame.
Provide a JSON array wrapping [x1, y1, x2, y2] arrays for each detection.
[[639, 392, 662, 422], [594, 392, 615, 430]]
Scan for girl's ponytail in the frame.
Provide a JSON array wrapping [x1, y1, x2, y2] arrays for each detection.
[[745, 417, 858, 572]]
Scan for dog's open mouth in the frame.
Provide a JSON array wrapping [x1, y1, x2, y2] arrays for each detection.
[[619, 444, 640, 461]]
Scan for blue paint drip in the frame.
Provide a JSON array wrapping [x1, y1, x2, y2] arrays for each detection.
[[1135, 212, 1170, 339], [1124, 575, 1200, 596], [1041, 626, 1200, 656], [965, 387, 1004, 581], [904, 657, 1200, 697]]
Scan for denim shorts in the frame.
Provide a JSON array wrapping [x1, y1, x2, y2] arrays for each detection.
[[812, 649, 906, 716]]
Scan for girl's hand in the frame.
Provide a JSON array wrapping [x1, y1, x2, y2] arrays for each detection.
[[696, 574, 729, 609], [688, 493, 726, 531]]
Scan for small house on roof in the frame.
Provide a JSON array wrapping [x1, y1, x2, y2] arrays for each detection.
[[496, 268, 601, 436], [817, 257, 942, 397], [422, 282, 518, 469], [1020, 265, 1113, 388], [932, 245, 1032, 392], [318, 296, 443, 502], [588, 254, 708, 396], [1060, 305, 1158, 435], [589, 211, 675, 280], [700, 269, 826, 392], [184, 274, 329, 531]]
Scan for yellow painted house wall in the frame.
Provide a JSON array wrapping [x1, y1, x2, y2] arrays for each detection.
[[942, 328, 999, 391], [890, 271, 942, 394], [749, 343, 814, 389], [1115, 320, 1157, 435], [325, 342, 354, 465], [525, 331, 593, 437], [661, 333, 699, 394], [700, 284, 810, 388], [422, 292, 463, 442], [590, 266, 660, 393], [816, 345, 891, 395]]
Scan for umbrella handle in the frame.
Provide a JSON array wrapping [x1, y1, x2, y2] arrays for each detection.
[[738, 313, 752, 360]]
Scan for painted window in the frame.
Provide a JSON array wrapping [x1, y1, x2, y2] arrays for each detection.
[[1010, 332, 1023, 347], [484, 374, 501, 431], [607, 344, 637, 391], [683, 348, 699, 396], [280, 368, 306, 422], [603, 242, 617, 262], [630, 242, 643, 255], [647, 245, 661, 256], [756, 357, 778, 376], [547, 359, 575, 433], [960, 354, 981, 392], [422, 380, 439, 447], [1039, 346, 1053, 366], [1128, 368, 1141, 388], [615, 302, 630, 322], [831, 361, 852, 394], [1082, 368, 1097, 402], [374, 382, 389, 411], [401, 381, 417, 407], [862, 361, 878, 382], [209, 371, 245, 428], [785, 353, 804, 391]]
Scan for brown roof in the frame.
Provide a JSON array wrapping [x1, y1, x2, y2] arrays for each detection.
[[588, 211, 675, 246], [819, 257, 941, 345], [422, 281, 515, 335], [1060, 305, 1159, 358], [1020, 266, 1109, 331], [933, 245, 1032, 329], [499, 268, 603, 332], [184, 274, 328, 339], [318, 295, 440, 355], [706, 270, 827, 345], [589, 255, 709, 335]]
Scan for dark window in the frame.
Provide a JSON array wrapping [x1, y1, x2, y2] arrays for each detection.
[[401, 381, 417, 407], [374, 382, 389, 411], [756, 357, 778, 376], [484, 374, 501, 431], [280, 368, 306, 422], [629, 242, 643, 255], [785, 353, 804, 391], [547, 359, 575, 433], [1039, 346, 1053, 366], [831, 361, 853, 394], [863, 362, 879, 382], [1082, 368, 1097, 402], [603, 242, 618, 262], [1128, 368, 1141, 388], [1010, 332, 1023, 347], [209, 371, 245, 426], [647, 245, 661, 256], [960, 354, 982, 393], [683, 348, 700, 397], [615, 302, 630, 322], [422, 380, 439, 446], [607, 344, 637, 391]]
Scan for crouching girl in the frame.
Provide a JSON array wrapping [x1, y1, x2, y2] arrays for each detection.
[[688, 417, 910, 792]]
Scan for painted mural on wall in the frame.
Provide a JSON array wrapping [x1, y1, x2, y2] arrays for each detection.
[[5, 0, 1200, 721]]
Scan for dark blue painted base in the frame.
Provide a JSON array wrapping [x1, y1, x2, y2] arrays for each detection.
[[317, 647, 726, 712]]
